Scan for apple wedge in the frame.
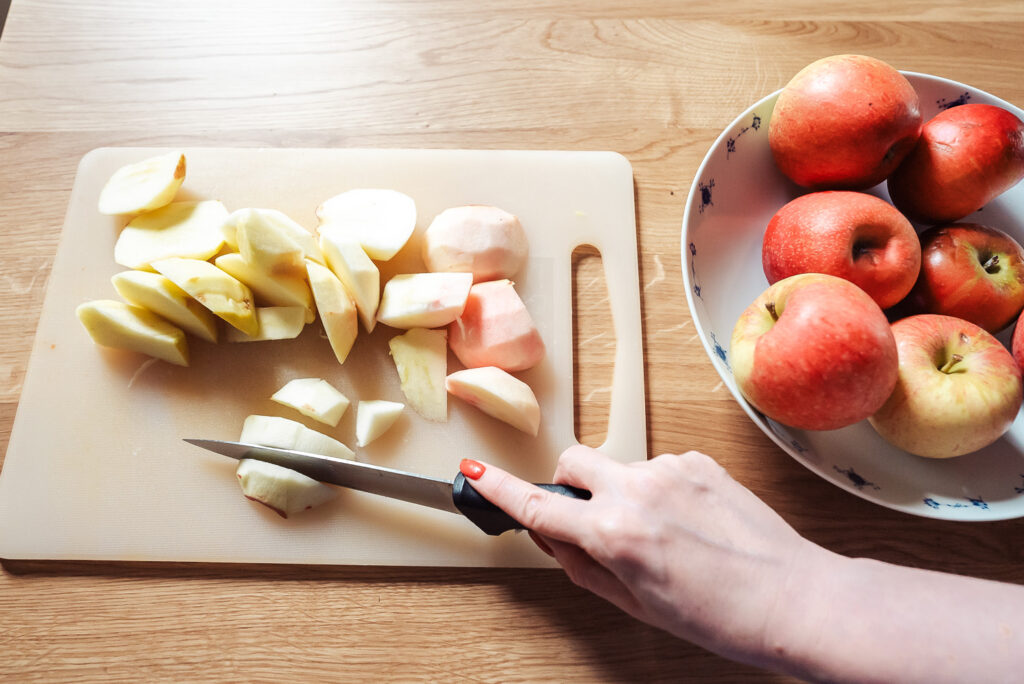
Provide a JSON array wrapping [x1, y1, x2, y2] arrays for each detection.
[[111, 270, 218, 343], [446, 366, 540, 436], [222, 208, 324, 264], [76, 299, 189, 366], [98, 151, 186, 215], [319, 231, 380, 333], [355, 400, 404, 447], [306, 260, 359, 365], [271, 377, 351, 427], [114, 200, 228, 270], [240, 414, 356, 460], [225, 306, 306, 342], [236, 458, 337, 518], [236, 211, 305, 278], [388, 328, 447, 422], [214, 252, 315, 323], [448, 279, 545, 372], [376, 272, 473, 329], [152, 257, 258, 336], [316, 189, 417, 261]]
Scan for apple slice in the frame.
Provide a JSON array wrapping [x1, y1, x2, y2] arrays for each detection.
[[76, 299, 188, 366], [236, 211, 306, 278], [114, 200, 228, 270], [271, 377, 351, 427], [236, 458, 337, 518], [376, 272, 473, 329], [306, 260, 359, 365], [111, 270, 218, 343], [422, 205, 529, 282], [152, 257, 258, 336], [316, 189, 417, 261], [214, 253, 316, 323], [240, 414, 356, 460], [446, 366, 540, 436], [448, 279, 545, 372], [388, 328, 447, 422], [222, 208, 324, 264], [356, 400, 404, 446], [98, 151, 186, 215], [319, 231, 380, 333], [225, 306, 306, 342]]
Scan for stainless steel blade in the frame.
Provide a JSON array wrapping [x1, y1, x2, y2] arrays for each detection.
[[185, 439, 460, 515]]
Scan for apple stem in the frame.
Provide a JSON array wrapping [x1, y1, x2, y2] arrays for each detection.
[[939, 353, 965, 374], [765, 301, 779, 321], [983, 254, 1000, 273]]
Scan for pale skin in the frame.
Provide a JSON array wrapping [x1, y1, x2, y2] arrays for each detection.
[[466, 446, 1024, 683]]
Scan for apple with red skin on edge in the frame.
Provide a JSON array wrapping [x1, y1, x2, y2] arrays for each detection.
[[769, 54, 922, 190], [902, 223, 1024, 334], [869, 314, 1022, 459], [762, 191, 921, 309], [888, 103, 1024, 224], [730, 273, 898, 431]]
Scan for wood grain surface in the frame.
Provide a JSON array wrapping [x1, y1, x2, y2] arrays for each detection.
[[2, 1, 1024, 681]]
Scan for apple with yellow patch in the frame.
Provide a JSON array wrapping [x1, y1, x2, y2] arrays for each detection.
[[114, 200, 228, 270], [98, 151, 186, 215], [214, 252, 315, 323], [446, 366, 540, 436], [152, 257, 258, 336], [271, 377, 351, 427], [111, 270, 218, 343], [225, 306, 306, 342], [306, 260, 359, 365], [76, 299, 189, 366]]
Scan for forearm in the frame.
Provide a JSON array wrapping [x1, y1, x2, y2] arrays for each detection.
[[765, 548, 1024, 683]]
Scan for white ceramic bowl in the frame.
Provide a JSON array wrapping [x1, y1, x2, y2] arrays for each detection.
[[682, 72, 1024, 521]]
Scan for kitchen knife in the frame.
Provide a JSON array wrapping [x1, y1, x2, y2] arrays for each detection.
[[184, 439, 591, 535]]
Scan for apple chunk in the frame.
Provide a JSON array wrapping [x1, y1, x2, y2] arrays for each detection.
[[236, 458, 337, 518], [448, 279, 545, 372], [271, 378, 351, 427], [240, 414, 355, 460], [236, 210, 306, 278], [446, 366, 540, 436], [152, 257, 258, 336], [111, 270, 218, 343], [388, 328, 447, 422], [319, 231, 380, 333], [76, 299, 188, 366], [225, 306, 306, 342], [222, 208, 324, 264], [306, 260, 359, 365], [98, 151, 186, 215], [114, 200, 228, 270], [377, 272, 473, 329], [422, 205, 529, 282], [356, 400, 404, 447], [214, 253, 315, 324], [316, 188, 417, 261]]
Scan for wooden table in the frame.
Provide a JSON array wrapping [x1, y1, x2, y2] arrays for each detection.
[[2, 1, 1023, 680]]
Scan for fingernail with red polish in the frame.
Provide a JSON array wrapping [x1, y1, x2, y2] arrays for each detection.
[[529, 531, 554, 557], [460, 459, 486, 480]]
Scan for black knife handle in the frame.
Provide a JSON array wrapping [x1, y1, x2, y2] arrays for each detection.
[[451, 472, 592, 536]]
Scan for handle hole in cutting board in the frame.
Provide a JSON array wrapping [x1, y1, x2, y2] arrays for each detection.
[[571, 244, 613, 447]]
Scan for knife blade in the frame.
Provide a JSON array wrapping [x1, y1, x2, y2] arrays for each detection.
[[184, 439, 590, 535]]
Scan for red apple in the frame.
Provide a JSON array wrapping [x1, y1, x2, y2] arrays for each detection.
[[762, 191, 921, 309], [769, 54, 922, 190], [903, 223, 1024, 333], [887, 104, 1024, 224], [869, 314, 1022, 459], [730, 273, 899, 431], [1013, 309, 1024, 372]]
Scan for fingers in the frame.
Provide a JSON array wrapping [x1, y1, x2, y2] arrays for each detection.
[[552, 444, 621, 491], [468, 460, 587, 542]]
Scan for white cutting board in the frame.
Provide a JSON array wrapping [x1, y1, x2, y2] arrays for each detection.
[[0, 148, 645, 567]]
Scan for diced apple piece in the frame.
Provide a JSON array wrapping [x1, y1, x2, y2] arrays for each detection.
[[236, 458, 337, 518], [114, 200, 228, 270], [377, 272, 472, 329], [356, 400, 404, 447], [316, 189, 417, 261], [306, 260, 358, 365], [76, 299, 188, 366], [422, 205, 529, 282], [225, 306, 306, 342], [271, 377, 350, 427], [319, 231, 380, 333], [111, 270, 218, 343], [152, 257, 257, 336], [446, 366, 540, 436], [98, 151, 186, 215], [449, 279, 545, 372], [241, 414, 356, 460], [388, 328, 447, 422], [222, 208, 324, 264], [214, 253, 315, 323]]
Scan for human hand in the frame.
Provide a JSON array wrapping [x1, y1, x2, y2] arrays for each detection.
[[462, 446, 833, 668]]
